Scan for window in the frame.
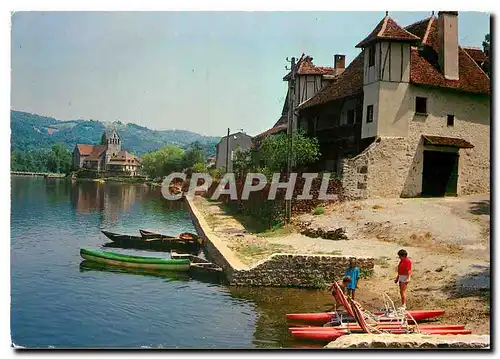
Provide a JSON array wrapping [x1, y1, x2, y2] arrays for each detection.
[[347, 109, 355, 125], [447, 114, 455, 127], [366, 105, 374, 123], [415, 97, 427, 114], [368, 45, 375, 67]]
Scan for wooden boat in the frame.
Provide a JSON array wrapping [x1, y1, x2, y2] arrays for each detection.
[[101, 230, 201, 254], [189, 262, 223, 274], [139, 229, 204, 246], [80, 248, 191, 271]]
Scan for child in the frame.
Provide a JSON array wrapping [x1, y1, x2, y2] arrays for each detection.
[[344, 258, 360, 299], [394, 249, 412, 309]]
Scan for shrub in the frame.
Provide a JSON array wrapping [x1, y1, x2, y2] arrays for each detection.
[[191, 162, 207, 173]]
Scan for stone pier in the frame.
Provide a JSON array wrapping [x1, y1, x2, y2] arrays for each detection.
[[185, 196, 374, 287]]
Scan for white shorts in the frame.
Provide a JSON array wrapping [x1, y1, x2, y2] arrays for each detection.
[[398, 275, 408, 283]]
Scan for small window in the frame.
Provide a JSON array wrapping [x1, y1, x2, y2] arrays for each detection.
[[416, 97, 427, 114], [366, 105, 374, 123], [447, 114, 455, 127], [347, 109, 355, 125], [368, 45, 375, 67]]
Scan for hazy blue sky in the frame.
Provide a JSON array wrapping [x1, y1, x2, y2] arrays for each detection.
[[11, 11, 490, 136]]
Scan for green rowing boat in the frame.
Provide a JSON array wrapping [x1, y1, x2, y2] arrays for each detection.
[[80, 248, 191, 272]]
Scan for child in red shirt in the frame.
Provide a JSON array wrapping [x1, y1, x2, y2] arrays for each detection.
[[394, 249, 412, 309]]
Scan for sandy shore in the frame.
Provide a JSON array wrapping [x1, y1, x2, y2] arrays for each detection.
[[192, 194, 490, 334]]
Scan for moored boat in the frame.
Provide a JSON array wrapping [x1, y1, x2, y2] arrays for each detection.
[[101, 230, 201, 254], [286, 309, 445, 324], [80, 248, 191, 271], [140, 229, 204, 245], [189, 262, 223, 274], [289, 324, 466, 331]]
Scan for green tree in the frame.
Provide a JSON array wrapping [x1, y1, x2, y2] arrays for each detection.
[[181, 147, 205, 170], [258, 131, 320, 172], [232, 146, 255, 178], [482, 33, 490, 76], [191, 161, 207, 173], [46, 143, 72, 173], [141, 145, 185, 178]]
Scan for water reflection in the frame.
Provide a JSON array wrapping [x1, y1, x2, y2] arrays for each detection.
[[79, 260, 191, 282], [229, 286, 335, 348]]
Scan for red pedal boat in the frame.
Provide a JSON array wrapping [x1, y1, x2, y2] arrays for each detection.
[[286, 310, 445, 324]]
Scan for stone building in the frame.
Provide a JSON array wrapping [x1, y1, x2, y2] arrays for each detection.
[[297, 11, 490, 198], [72, 128, 142, 176], [215, 131, 253, 172], [254, 54, 346, 144]]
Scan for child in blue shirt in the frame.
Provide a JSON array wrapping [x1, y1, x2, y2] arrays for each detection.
[[344, 258, 360, 299]]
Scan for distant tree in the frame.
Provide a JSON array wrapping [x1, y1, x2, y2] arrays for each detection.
[[482, 33, 490, 76], [46, 143, 72, 173], [141, 145, 185, 178], [181, 147, 205, 170], [232, 146, 255, 179], [258, 131, 320, 172]]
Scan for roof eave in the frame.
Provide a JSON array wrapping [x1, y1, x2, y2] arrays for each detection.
[[356, 37, 420, 48]]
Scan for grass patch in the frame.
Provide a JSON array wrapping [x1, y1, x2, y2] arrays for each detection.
[[234, 242, 294, 265], [374, 256, 391, 268], [259, 224, 294, 238], [359, 268, 374, 278], [313, 207, 325, 216], [372, 204, 384, 210], [313, 250, 343, 255], [309, 274, 330, 289]]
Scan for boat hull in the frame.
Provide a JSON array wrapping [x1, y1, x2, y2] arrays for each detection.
[[289, 324, 466, 331], [140, 229, 204, 246], [102, 230, 201, 254], [80, 248, 191, 272], [286, 310, 445, 324]]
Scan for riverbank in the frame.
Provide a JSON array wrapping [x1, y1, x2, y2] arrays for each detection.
[[187, 196, 374, 287], [190, 193, 490, 335]]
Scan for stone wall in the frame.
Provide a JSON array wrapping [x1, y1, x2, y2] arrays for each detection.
[[186, 196, 374, 287], [231, 253, 374, 287], [326, 334, 490, 349]]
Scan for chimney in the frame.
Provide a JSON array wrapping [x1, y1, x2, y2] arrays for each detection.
[[438, 11, 459, 80], [334, 54, 346, 69]]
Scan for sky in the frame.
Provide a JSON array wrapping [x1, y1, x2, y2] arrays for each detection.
[[11, 11, 491, 137]]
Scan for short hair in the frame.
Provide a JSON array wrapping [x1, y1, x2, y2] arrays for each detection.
[[397, 249, 408, 257], [342, 276, 351, 283]]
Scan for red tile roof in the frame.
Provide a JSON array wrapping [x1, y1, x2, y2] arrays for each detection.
[[356, 16, 419, 48], [254, 116, 288, 139], [422, 135, 474, 148], [404, 17, 433, 40], [410, 47, 490, 94], [108, 150, 141, 164], [463, 47, 488, 64], [283, 54, 339, 80], [76, 144, 95, 156], [407, 16, 490, 94], [299, 52, 364, 109], [299, 14, 489, 110], [85, 145, 107, 161]]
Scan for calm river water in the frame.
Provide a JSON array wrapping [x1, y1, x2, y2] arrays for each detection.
[[10, 176, 331, 349]]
